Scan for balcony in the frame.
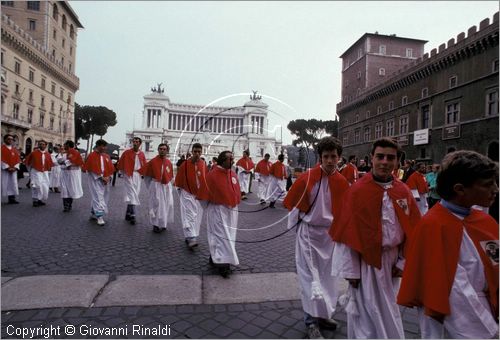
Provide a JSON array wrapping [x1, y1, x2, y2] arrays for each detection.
[[1, 114, 31, 130]]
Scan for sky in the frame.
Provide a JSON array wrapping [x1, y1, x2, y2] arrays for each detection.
[[70, 1, 499, 146]]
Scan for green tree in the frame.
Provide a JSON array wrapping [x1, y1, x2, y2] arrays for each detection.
[[74, 103, 118, 155]]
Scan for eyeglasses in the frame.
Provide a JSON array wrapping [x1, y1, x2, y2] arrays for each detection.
[[374, 153, 397, 161]]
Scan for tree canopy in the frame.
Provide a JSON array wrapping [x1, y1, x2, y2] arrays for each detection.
[[75, 103, 118, 154]]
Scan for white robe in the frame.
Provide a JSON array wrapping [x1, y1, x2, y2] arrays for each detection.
[[418, 228, 499, 339], [288, 174, 340, 320], [267, 175, 286, 202], [145, 179, 174, 229], [1, 155, 19, 197], [49, 153, 62, 188], [179, 189, 204, 238], [332, 184, 406, 339], [237, 166, 251, 194], [256, 173, 270, 201], [122, 154, 142, 205], [411, 189, 428, 215], [87, 172, 109, 216], [30, 169, 50, 201], [206, 203, 239, 265], [60, 155, 83, 199]]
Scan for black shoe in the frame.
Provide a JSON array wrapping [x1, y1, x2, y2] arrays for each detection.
[[208, 256, 214, 266], [269, 201, 275, 208], [125, 214, 131, 221], [218, 265, 231, 278], [318, 318, 338, 330], [63, 207, 70, 212], [153, 226, 161, 233], [8, 200, 19, 204], [160, 227, 167, 233], [129, 217, 136, 225], [33, 201, 39, 207], [37, 200, 46, 206]]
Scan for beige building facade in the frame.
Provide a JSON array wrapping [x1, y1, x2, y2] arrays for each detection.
[[1, 1, 83, 153]]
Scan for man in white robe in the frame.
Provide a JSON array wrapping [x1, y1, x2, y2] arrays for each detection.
[[25, 140, 53, 207], [140, 143, 175, 233], [1, 134, 20, 204], [174, 143, 208, 248], [267, 154, 287, 208], [49, 145, 62, 193], [60, 140, 83, 212], [330, 138, 421, 339], [201, 150, 241, 278], [284, 137, 350, 339], [236, 150, 254, 200], [117, 137, 146, 225], [255, 153, 272, 204]]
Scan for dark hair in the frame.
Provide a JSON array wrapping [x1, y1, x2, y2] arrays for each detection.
[[95, 139, 107, 147], [437, 150, 499, 200], [192, 143, 202, 151], [348, 155, 356, 162], [243, 150, 249, 156], [316, 136, 343, 157], [157, 143, 169, 150], [264, 153, 270, 158], [132, 137, 142, 144], [64, 140, 75, 148], [3, 134, 14, 142], [212, 157, 218, 162], [278, 154, 285, 161], [217, 150, 232, 165], [370, 138, 401, 159]]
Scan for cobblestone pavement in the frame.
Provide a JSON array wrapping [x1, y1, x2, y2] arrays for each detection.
[[2, 176, 295, 276], [1, 301, 421, 339]]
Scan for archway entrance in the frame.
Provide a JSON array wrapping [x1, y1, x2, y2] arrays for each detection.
[[25, 138, 33, 154]]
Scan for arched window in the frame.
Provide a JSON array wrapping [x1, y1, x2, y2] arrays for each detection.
[[62, 14, 67, 30], [69, 24, 75, 39], [52, 3, 58, 21]]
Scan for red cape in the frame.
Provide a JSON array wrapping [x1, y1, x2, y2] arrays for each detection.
[[406, 171, 429, 194], [117, 148, 147, 177], [25, 149, 53, 172], [270, 161, 286, 179], [330, 172, 421, 269], [236, 157, 255, 171], [200, 165, 241, 207], [84, 151, 115, 177], [66, 148, 83, 167], [1, 145, 21, 167], [174, 158, 209, 200], [255, 159, 272, 176], [284, 166, 349, 218], [340, 163, 358, 184], [398, 203, 499, 320], [139, 156, 173, 184]]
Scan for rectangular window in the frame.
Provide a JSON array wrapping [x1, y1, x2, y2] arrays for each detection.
[[50, 100, 54, 112], [375, 123, 383, 139], [70, 46, 73, 56], [39, 112, 45, 127], [28, 19, 36, 31], [402, 96, 408, 106], [29, 89, 33, 102], [386, 119, 395, 136], [354, 129, 360, 144], [50, 117, 54, 130], [357, 71, 361, 79], [60, 88, 64, 99], [406, 48, 413, 58], [15, 83, 20, 94], [421, 88, 428, 98], [358, 48, 362, 59], [1, 2, 15, 7], [41, 77, 46, 89], [446, 102, 460, 124], [493, 59, 498, 73], [29, 69, 34, 82], [379, 68, 385, 76], [26, 1, 40, 11], [377, 106, 382, 114], [62, 39, 65, 48], [486, 89, 499, 116], [14, 61, 20, 74], [1, 50, 3, 65], [421, 105, 430, 129], [41, 95, 45, 107], [342, 132, 348, 146], [27, 108, 33, 123], [399, 115, 409, 135], [51, 83, 55, 95], [366, 111, 370, 119], [449, 76, 458, 89], [379, 45, 386, 55], [364, 127, 371, 142], [388, 101, 394, 110], [12, 103, 19, 119]]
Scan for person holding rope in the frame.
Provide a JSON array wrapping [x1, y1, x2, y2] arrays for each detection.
[[200, 150, 241, 278], [174, 143, 208, 249], [284, 136, 350, 339], [330, 138, 421, 338]]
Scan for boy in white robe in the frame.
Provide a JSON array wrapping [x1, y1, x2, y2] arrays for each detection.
[[1, 134, 20, 204]]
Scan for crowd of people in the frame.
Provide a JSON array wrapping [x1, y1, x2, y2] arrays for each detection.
[[1, 133, 499, 339]]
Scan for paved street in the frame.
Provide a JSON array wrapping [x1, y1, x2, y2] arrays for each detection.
[[1, 174, 422, 338]]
